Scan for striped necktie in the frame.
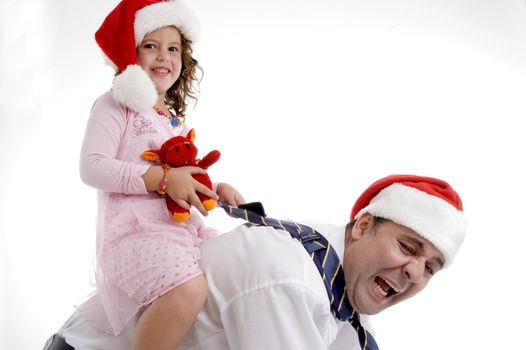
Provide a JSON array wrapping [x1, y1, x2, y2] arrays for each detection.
[[219, 202, 380, 350]]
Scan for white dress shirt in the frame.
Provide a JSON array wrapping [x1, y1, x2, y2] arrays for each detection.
[[57, 221, 374, 350]]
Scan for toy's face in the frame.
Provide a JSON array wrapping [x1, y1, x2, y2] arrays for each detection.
[[163, 140, 198, 166]]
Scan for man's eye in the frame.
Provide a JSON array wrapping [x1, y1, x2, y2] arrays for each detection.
[[425, 265, 435, 276], [399, 241, 415, 255]]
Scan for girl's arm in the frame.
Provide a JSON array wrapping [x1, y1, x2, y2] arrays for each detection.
[[80, 93, 151, 195]]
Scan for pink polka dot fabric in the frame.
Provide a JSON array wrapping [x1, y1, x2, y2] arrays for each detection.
[[81, 197, 217, 335]]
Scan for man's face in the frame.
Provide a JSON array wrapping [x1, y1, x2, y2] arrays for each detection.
[[343, 213, 445, 315]]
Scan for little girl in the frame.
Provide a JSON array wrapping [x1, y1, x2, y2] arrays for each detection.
[[77, 1, 245, 349]]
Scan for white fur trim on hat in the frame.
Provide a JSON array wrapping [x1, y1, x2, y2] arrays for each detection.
[[101, 51, 118, 71], [134, 1, 200, 45], [112, 65, 158, 112], [355, 183, 467, 267]]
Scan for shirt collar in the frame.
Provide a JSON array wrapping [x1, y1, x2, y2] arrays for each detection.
[[299, 221, 347, 261]]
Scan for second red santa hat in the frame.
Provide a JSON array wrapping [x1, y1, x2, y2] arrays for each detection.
[[351, 174, 467, 267]]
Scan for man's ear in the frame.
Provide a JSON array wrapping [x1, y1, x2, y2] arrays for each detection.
[[351, 213, 374, 240]]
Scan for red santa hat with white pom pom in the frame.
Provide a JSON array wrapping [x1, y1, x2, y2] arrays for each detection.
[[351, 174, 467, 267], [95, 0, 199, 112]]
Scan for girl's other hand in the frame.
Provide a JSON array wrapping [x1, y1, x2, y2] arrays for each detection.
[[216, 183, 246, 207]]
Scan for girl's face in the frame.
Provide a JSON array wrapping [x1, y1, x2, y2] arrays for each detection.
[[137, 26, 183, 98]]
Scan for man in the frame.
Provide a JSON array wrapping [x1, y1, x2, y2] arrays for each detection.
[[45, 174, 467, 349]]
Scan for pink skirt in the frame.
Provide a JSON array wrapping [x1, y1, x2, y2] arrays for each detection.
[[78, 198, 217, 335]]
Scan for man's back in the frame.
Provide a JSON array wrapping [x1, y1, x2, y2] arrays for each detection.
[[57, 221, 367, 350], [179, 223, 335, 349]]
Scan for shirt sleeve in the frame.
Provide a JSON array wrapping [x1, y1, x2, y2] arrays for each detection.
[[220, 282, 335, 350], [79, 93, 150, 194]]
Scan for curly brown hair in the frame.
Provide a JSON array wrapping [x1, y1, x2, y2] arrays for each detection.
[[165, 32, 202, 118]]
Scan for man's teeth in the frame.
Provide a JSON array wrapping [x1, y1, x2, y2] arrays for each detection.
[[374, 277, 399, 297], [385, 279, 399, 293], [374, 280, 388, 297]]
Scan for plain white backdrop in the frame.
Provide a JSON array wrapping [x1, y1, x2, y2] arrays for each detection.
[[1, 0, 526, 348]]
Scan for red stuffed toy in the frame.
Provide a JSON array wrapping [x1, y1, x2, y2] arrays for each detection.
[[142, 129, 220, 222]]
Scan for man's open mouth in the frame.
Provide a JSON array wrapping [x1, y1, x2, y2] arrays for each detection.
[[374, 276, 399, 298]]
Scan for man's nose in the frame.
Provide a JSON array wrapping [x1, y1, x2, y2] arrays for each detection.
[[402, 257, 426, 283]]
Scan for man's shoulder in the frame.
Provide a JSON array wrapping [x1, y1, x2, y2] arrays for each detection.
[[201, 224, 308, 271], [200, 223, 328, 301]]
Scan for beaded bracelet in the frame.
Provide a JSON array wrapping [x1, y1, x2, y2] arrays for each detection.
[[157, 164, 171, 196]]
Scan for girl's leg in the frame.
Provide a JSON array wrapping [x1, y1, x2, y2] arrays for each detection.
[[131, 275, 207, 350]]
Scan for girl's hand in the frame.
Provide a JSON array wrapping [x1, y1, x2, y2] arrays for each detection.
[[142, 165, 218, 216], [165, 166, 219, 216], [216, 182, 246, 207]]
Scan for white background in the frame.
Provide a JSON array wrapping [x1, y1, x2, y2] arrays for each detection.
[[1, 0, 526, 349]]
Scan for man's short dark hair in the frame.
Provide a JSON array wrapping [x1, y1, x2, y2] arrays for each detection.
[[345, 216, 388, 235]]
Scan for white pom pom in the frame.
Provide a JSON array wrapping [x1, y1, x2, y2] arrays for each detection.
[[112, 65, 158, 112]]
